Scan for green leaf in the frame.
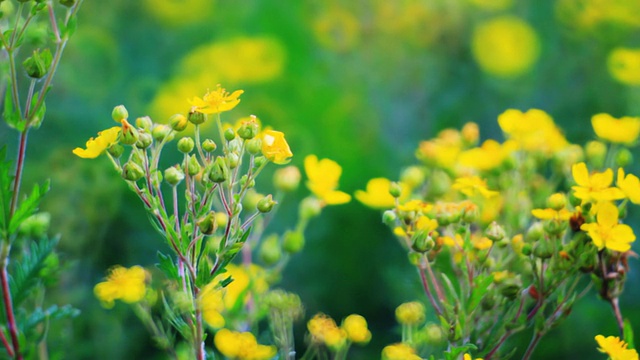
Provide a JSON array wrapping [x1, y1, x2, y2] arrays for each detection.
[[624, 318, 635, 349], [9, 237, 58, 307], [9, 179, 50, 234], [62, 15, 77, 39], [156, 252, 178, 281], [466, 273, 494, 314], [3, 87, 24, 131], [161, 294, 192, 342], [23, 304, 80, 333]]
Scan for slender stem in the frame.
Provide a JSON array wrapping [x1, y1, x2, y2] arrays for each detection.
[[424, 258, 445, 304], [418, 263, 442, 316], [0, 257, 21, 360], [522, 332, 543, 360], [9, 129, 29, 217], [610, 297, 624, 337], [0, 327, 14, 358]]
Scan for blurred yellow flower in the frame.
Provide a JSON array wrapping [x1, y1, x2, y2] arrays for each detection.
[[464, 354, 484, 360], [355, 178, 404, 209], [556, 0, 640, 31], [213, 264, 269, 310], [452, 176, 498, 198], [617, 168, 640, 204], [198, 282, 225, 329], [472, 236, 493, 250], [415, 215, 438, 233], [188, 85, 243, 115], [382, 343, 422, 360], [262, 130, 293, 164], [497, 109, 568, 154], [313, 6, 361, 52], [581, 201, 635, 252], [304, 155, 351, 205], [595, 334, 639, 360], [142, 0, 214, 27], [591, 113, 640, 144], [458, 139, 517, 171], [94, 265, 147, 308], [72, 126, 120, 159], [308, 313, 347, 350], [531, 208, 572, 221], [214, 329, 276, 360], [342, 314, 372, 344], [398, 199, 433, 213], [572, 162, 625, 203], [608, 48, 640, 86], [395, 301, 425, 325], [416, 127, 464, 168], [471, 16, 540, 77]]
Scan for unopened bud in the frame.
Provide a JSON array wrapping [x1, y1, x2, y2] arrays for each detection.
[[224, 128, 236, 141], [274, 166, 301, 192], [412, 231, 433, 252], [122, 161, 145, 181], [187, 155, 201, 176], [228, 153, 240, 169], [246, 138, 262, 155], [112, 105, 129, 122], [254, 156, 268, 168], [389, 182, 402, 198], [485, 221, 506, 242], [152, 124, 173, 142], [202, 139, 217, 153], [461, 122, 479, 145], [257, 194, 277, 213], [197, 211, 217, 235], [283, 230, 305, 254], [208, 157, 228, 183], [547, 193, 566, 211], [188, 107, 206, 125], [136, 116, 153, 131], [259, 234, 282, 265], [499, 278, 522, 299], [616, 148, 633, 168], [136, 131, 153, 149], [300, 197, 322, 219], [533, 241, 553, 259], [585, 141, 607, 169], [240, 175, 255, 188], [164, 166, 184, 186], [177, 137, 195, 153], [107, 143, 124, 158], [60, 0, 76, 7], [120, 119, 139, 145], [169, 114, 188, 132], [382, 210, 397, 226], [238, 116, 260, 139], [22, 48, 52, 79], [526, 222, 544, 242], [400, 166, 425, 189]]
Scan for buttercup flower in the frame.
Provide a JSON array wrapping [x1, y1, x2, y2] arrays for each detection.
[[581, 201, 635, 252], [304, 155, 351, 205], [381, 343, 421, 360], [608, 48, 640, 86], [458, 139, 517, 171], [452, 175, 498, 198], [341, 314, 372, 344], [595, 334, 639, 360], [617, 168, 640, 204], [497, 109, 568, 154], [94, 265, 147, 308], [355, 177, 403, 209], [591, 113, 640, 145], [188, 85, 243, 115], [214, 329, 276, 360], [531, 208, 572, 221], [198, 282, 225, 329], [262, 130, 293, 164], [572, 162, 625, 203], [72, 126, 120, 159]]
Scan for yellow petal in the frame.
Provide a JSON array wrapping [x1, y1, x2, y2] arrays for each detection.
[[572, 162, 590, 187]]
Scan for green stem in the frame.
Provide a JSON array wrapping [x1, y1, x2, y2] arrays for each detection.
[[522, 331, 543, 360]]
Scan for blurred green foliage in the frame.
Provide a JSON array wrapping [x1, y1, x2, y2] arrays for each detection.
[[2, 0, 640, 358]]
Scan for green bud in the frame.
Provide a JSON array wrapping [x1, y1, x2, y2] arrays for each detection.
[[407, 252, 422, 266], [616, 148, 633, 168], [485, 221, 506, 242], [60, 0, 76, 6], [122, 161, 145, 181], [526, 222, 544, 242], [187, 155, 201, 176], [22, 48, 52, 79], [136, 116, 153, 131], [254, 156, 267, 168], [400, 166, 425, 189], [543, 218, 568, 235], [424, 323, 445, 346], [382, 210, 397, 226], [202, 139, 217, 153], [243, 190, 263, 211], [259, 234, 282, 265], [197, 211, 217, 235], [224, 128, 236, 141], [282, 230, 305, 254], [499, 277, 522, 299], [238, 117, 260, 139], [240, 175, 255, 188], [18, 212, 50, 238], [521, 243, 533, 256], [107, 143, 124, 158], [188, 108, 206, 125], [299, 197, 322, 220], [264, 290, 304, 320], [120, 119, 139, 145], [547, 193, 567, 211], [533, 241, 553, 259], [164, 166, 184, 186], [136, 131, 153, 149], [428, 169, 451, 197], [228, 153, 240, 169], [112, 105, 129, 122], [257, 194, 277, 213], [177, 137, 195, 153], [246, 138, 262, 155], [585, 141, 607, 168], [169, 114, 188, 132], [411, 231, 433, 253], [152, 124, 173, 142], [208, 157, 228, 183], [481, 293, 496, 310], [273, 166, 301, 192], [389, 181, 402, 198]]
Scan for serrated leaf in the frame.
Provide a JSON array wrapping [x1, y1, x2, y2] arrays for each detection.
[[156, 252, 178, 281], [9, 237, 58, 307], [9, 179, 49, 234], [161, 294, 192, 341], [23, 304, 79, 333]]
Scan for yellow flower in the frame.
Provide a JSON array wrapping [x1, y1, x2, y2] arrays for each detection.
[[592, 113, 640, 145], [94, 265, 147, 308], [471, 16, 540, 77], [452, 176, 498, 198], [142, 0, 214, 27], [608, 48, 640, 86], [188, 85, 243, 115], [463, 354, 484, 360], [214, 329, 276, 360], [398, 199, 433, 213], [472, 236, 493, 250], [198, 282, 225, 329], [617, 168, 640, 204], [595, 334, 639, 360], [308, 313, 347, 350], [497, 109, 568, 154], [572, 162, 625, 203], [581, 201, 635, 252], [395, 301, 425, 325], [381, 343, 422, 360], [215, 264, 269, 310], [73, 126, 120, 159], [304, 155, 351, 205], [355, 178, 403, 209], [262, 130, 293, 164], [458, 139, 517, 171], [531, 208, 572, 221], [342, 314, 372, 344]]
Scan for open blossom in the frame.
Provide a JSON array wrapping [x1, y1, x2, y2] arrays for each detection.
[[214, 329, 276, 360], [595, 334, 639, 360], [188, 85, 243, 114], [571, 162, 625, 203], [592, 113, 640, 144], [355, 177, 404, 209], [617, 168, 640, 204], [262, 130, 293, 164], [304, 155, 351, 205], [94, 265, 147, 308], [581, 201, 635, 252], [452, 175, 498, 198], [497, 109, 568, 154], [531, 208, 572, 221], [72, 127, 120, 159], [608, 48, 640, 86], [458, 139, 517, 171]]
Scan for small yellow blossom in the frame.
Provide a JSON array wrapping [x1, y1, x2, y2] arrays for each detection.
[[213, 264, 269, 310], [617, 168, 640, 204], [262, 130, 293, 164], [342, 314, 372, 344], [355, 178, 404, 209], [592, 113, 640, 145], [463, 354, 484, 360], [440, 234, 464, 248], [511, 234, 524, 255], [198, 282, 225, 329], [382, 343, 422, 360], [595, 334, 639, 360], [497, 109, 568, 154], [398, 199, 433, 213], [572, 163, 625, 203], [492, 270, 512, 283], [188, 85, 243, 115], [452, 176, 498, 198], [308, 313, 347, 350], [581, 201, 636, 252], [94, 265, 147, 308], [214, 329, 276, 360], [458, 139, 517, 171], [73, 127, 120, 159], [304, 155, 351, 205], [531, 208, 572, 221], [415, 215, 438, 232], [395, 301, 425, 325], [472, 236, 493, 250], [608, 48, 640, 86]]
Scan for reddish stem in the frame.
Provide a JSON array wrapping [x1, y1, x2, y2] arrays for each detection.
[[1, 265, 21, 359]]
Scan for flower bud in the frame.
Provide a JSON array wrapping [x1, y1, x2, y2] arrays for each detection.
[[259, 234, 282, 265], [533, 241, 553, 259], [224, 128, 236, 141], [283, 230, 305, 254], [136, 131, 153, 149], [136, 116, 153, 131], [395, 301, 425, 325], [257, 194, 277, 213], [22, 48, 52, 79], [521, 243, 533, 256], [382, 210, 397, 226], [152, 124, 173, 142], [547, 193, 566, 211], [407, 252, 422, 266], [228, 153, 240, 169], [107, 143, 124, 158], [202, 139, 217, 153], [112, 105, 129, 122], [208, 157, 228, 183], [239, 175, 255, 188], [246, 138, 262, 155], [169, 113, 189, 132], [177, 137, 195, 153], [197, 211, 217, 235], [585, 141, 607, 169], [187, 155, 201, 176], [254, 156, 268, 168], [164, 166, 184, 186], [238, 116, 260, 139], [188, 107, 206, 125], [412, 231, 434, 253], [461, 122, 479, 145], [120, 119, 139, 145], [424, 323, 445, 346], [400, 166, 425, 189], [274, 166, 301, 192], [389, 182, 402, 198], [60, 0, 76, 7], [300, 197, 322, 220], [499, 277, 522, 299], [616, 148, 633, 168], [122, 161, 145, 181], [485, 221, 506, 242], [526, 222, 544, 242]]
